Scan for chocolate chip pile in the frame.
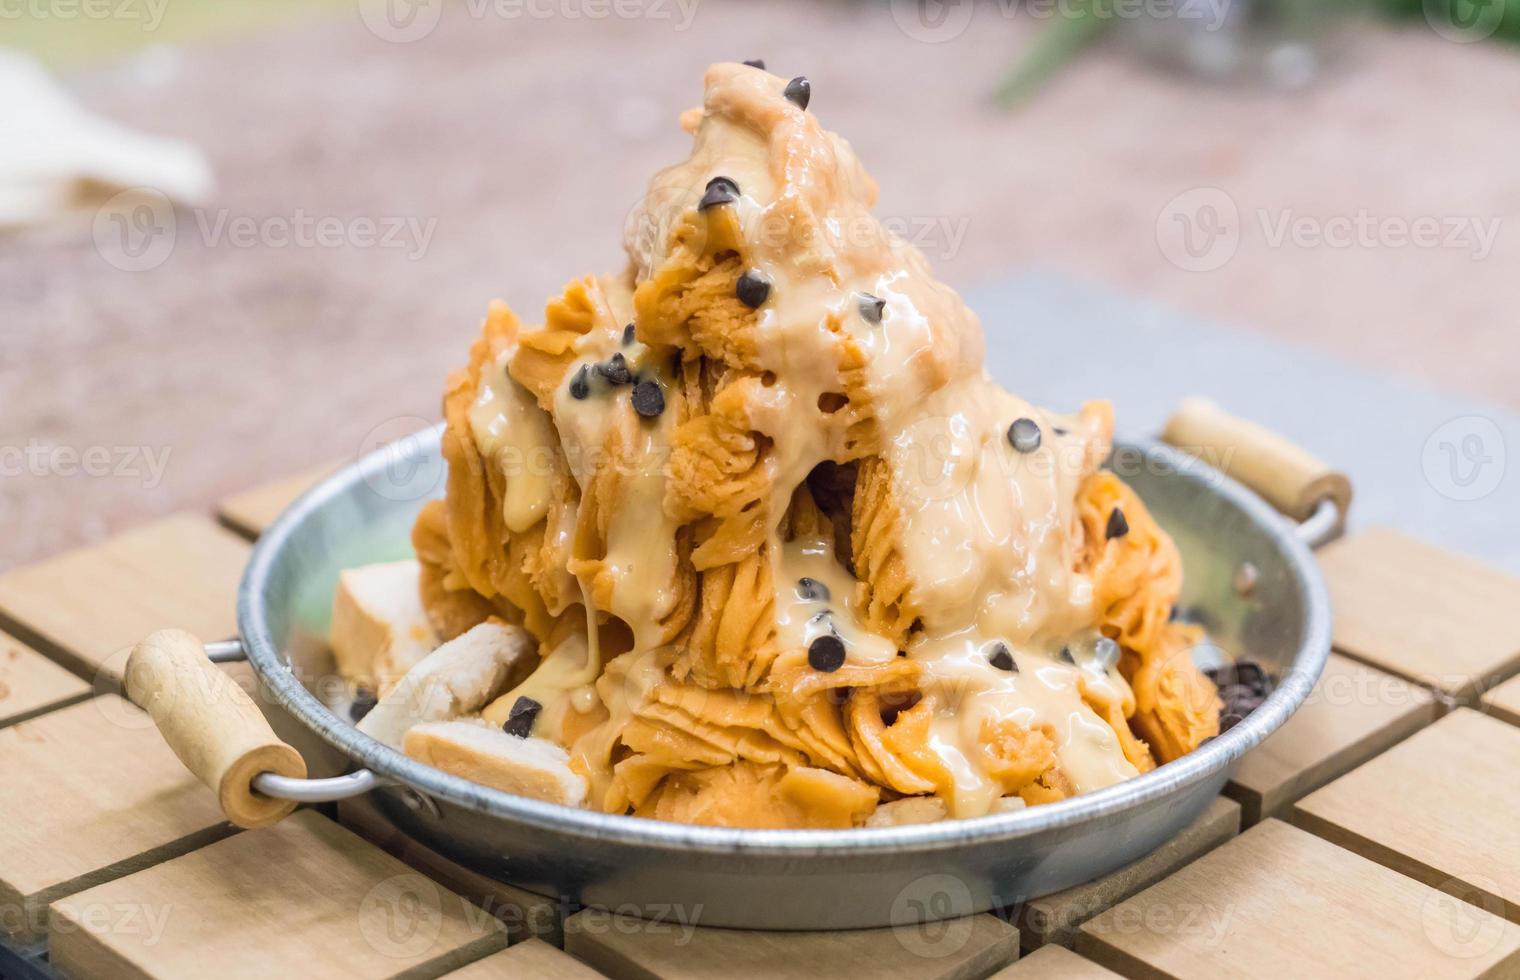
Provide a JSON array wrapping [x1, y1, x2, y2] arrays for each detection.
[[1205, 660, 1272, 732]]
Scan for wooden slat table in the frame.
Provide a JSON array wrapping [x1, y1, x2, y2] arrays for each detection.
[[1016, 798, 1240, 950], [49, 811, 506, 979], [564, 908, 1019, 979], [1077, 820, 1520, 978], [0, 632, 89, 728], [1293, 708, 1520, 924], [0, 515, 248, 684], [0, 466, 1517, 978], [1224, 652, 1437, 826], [990, 944, 1122, 978], [1484, 674, 1520, 728], [1318, 527, 1520, 702], [0, 696, 234, 944], [442, 939, 604, 978]]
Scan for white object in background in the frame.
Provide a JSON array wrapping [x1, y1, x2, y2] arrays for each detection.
[[0, 48, 212, 228]]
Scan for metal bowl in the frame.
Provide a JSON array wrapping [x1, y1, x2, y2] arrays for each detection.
[[237, 425, 1330, 930]]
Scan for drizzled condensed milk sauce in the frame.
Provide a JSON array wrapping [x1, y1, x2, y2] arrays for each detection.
[[467, 63, 1140, 819]]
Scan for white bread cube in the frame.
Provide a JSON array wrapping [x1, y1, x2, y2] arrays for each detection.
[[865, 796, 947, 828], [330, 560, 439, 694], [357, 621, 535, 749], [403, 719, 587, 808]]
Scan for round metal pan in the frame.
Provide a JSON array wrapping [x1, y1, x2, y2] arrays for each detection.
[[222, 423, 1331, 930]]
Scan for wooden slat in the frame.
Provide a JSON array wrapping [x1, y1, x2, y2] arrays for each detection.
[[0, 630, 89, 728], [1077, 819, 1520, 978], [1226, 653, 1437, 825], [0, 695, 233, 943], [218, 462, 337, 539], [338, 799, 564, 947], [989, 944, 1121, 978], [1483, 674, 1520, 728], [1293, 708, 1520, 923], [443, 939, 605, 978], [564, 908, 1018, 980], [48, 811, 507, 980], [1018, 797, 1239, 949], [0, 515, 248, 683], [1318, 526, 1520, 700]]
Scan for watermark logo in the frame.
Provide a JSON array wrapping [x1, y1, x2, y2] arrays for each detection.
[[890, 873, 976, 958], [359, 0, 701, 41], [359, 416, 447, 502], [1156, 187, 1239, 272], [93, 187, 177, 273], [0, 0, 169, 31], [360, 874, 444, 958], [92, 189, 438, 271], [1423, 0, 1506, 43], [358, 0, 445, 42], [1421, 874, 1509, 960], [1158, 187, 1502, 271], [889, 0, 977, 43], [1422, 415, 1505, 501]]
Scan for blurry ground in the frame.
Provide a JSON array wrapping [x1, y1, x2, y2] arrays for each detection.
[[2, 0, 1517, 570]]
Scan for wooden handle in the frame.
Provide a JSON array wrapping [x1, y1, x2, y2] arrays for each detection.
[[1162, 398, 1353, 529], [125, 629, 307, 829]]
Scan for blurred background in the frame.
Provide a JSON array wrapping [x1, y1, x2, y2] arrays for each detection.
[[2, 0, 1515, 572]]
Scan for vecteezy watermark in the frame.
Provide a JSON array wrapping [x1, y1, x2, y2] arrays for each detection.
[[359, 416, 447, 503], [0, 0, 168, 31], [360, 874, 445, 958], [890, 873, 977, 958], [1422, 415, 1506, 502], [1423, 0, 1508, 43], [1155, 187, 1240, 273], [0, 440, 172, 489], [1156, 187, 1503, 271], [1421, 874, 1510, 961], [358, 0, 700, 43], [16, 899, 174, 946], [92, 187, 438, 272], [889, 0, 1231, 44]]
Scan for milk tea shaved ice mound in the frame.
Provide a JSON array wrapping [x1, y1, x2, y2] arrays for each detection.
[[407, 64, 1222, 829]]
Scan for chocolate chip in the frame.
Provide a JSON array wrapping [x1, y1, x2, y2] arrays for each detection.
[[699, 176, 739, 211], [1058, 646, 1075, 665], [1053, 426, 1069, 436], [784, 76, 811, 110], [1106, 507, 1129, 540], [988, 643, 1016, 672], [1206, 660, 1271, 699], [1007, 417, 1041, 454], [631, 378, 666, 418], [502, 696, 542, 738], [349, 688, 377, 722], [743, 59, 765, 69], [736, 270, 771, 308], [598, 353, 633, 386], [797, 577, 830, 602], [858, 293, 885, 324], [569, 364, 591, 400], [808, 633, 846, 672], [622, 323, 636, 345]]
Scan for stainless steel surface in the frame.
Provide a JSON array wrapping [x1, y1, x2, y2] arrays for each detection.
[[235, 424, 1331, 930], [252, 769, 381, 803], [204, 638, 246, 664], [1296, 497, 1343, 549]]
